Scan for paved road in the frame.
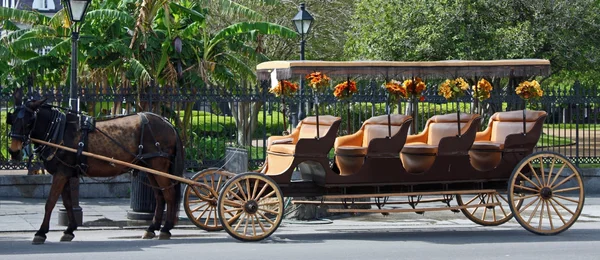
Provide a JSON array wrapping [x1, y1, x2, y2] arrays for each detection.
[[1, 197, 600, 259]]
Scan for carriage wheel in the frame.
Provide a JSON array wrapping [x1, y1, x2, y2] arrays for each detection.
[[217, 172, 284, 242], [183, 168, 234, 231], [456, 191, 523, 226], [508, 151, 585, 235]]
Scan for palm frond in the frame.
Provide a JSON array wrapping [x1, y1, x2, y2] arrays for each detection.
[[86, 9, 136, 26], [128, 58, 153, 84], [220, 52, 256, 81], [10, 36, 62, 54], [209, 22, 297, 52], [1, 28, 28, 44], [47, 38, 72, 57], [0, 7, 50, 25], [1, 19, 19, 30], [198, 0, 263, 20], [169, 2, 205, 23]]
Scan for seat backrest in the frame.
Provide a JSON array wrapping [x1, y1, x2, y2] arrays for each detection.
[[298, 115, 341, 139], [426, 113, 479, 145], [489, 110, 547, 143], [361, 114, 411, 147]]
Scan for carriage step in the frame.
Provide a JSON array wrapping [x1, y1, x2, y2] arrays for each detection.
[[326, 202, 500, 214], [292, 198, 449, 205], [322, 189, 497, 200]]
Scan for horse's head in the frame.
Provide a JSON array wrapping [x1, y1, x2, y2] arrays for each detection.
[[7, 98, 47, 161]]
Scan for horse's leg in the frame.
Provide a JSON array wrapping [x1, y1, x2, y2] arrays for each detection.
[[33, 174, 68, 244], [141, 172, 165, 239], [147, 159, 177, 240], [59, 177, 78, 242]]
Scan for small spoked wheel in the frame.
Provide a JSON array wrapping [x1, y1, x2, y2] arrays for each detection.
[[456, 191, 523, 226], [508, 151, 585, 235], [217, 172, 284, 242], [183, 168, 234, 231]]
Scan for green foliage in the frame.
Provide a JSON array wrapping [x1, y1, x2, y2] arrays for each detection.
[[346, 0, 600, 87]]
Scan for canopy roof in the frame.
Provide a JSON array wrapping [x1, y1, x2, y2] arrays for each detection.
[[257, 59, 551, 81]]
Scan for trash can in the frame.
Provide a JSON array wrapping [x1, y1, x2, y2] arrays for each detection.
[[127, 171, 156, 220]]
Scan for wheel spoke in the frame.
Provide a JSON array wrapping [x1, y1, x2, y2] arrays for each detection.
[[549, 164, 567, 187], [513, 194, 539, 201], [245, 179, 251, 201], [251, 178, 260, 200], [233, 213, 245, 231], [548, 199, 567, 225], [243, 215, 250, 235], [494, 194, 509, 218], [216, 173, 224, 190], [204, 208, 212, 225], [514, 184, 540, 193], [518, 172, 541, 190], [223, 198, 244, 208], [235, 182, 248, 201], [191, 203, 209, 212], [251, 214, 257, 236], [526, 199, 543, 224], [259, 201, 281, 206], [553, 186, 581, 194], [545, 201, 554, 230], [257, 211, 276, 225], [254, 183, 269, 201], [551, 174, 576, 190], [196, 205, 210, 221], [227, 188, 245, 203], [258, 190, 277, 202], [212, 208, 218, 227], [254, 214, 267, 233], [540, 157, 546, 187], [464, 194, 481, 205], [227, 211, 244, 224], [538, 200, 545, 229], [519, 196, 541, 213], [550, 198, 575, 215], [553, 194, 581, 204], [547, 157, 556, 186], [528, 163, 543, 188], [188, 199, 205, 204]]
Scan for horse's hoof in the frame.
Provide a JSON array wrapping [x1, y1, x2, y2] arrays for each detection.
[[158, 232, 171, 240], [60, 233, 75, 242], [32, 235, 46, 245], [142, 231, 155, 239]]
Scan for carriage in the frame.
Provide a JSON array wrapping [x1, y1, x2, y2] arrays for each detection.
[[8, 59, 584, 244], [181, 59, 585, 242]]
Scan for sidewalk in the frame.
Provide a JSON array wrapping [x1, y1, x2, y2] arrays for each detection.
[[2, 197, 600, 233]]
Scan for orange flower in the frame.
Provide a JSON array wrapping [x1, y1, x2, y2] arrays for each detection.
[[306, 72, 331, 92], [269, 80, 299, 97], [384, 80, 407, 98], [402, 77, 427, 99], [333, 80, 358, 100], [472, 78, 493, 101], [438, 77, 469, 101], [516, 80, 543, 100]]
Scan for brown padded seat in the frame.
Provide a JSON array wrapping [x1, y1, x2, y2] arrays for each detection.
[[469, 110, 547, 171], [401, 113, 480, 173], [263, 115, 341, 175], [334, 114, 412, 176]]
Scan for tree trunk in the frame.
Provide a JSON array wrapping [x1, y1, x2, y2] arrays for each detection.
[[231, 101, 263, 147]]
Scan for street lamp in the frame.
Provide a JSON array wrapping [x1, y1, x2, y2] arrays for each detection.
[[291, 3, 314, 124], [63, 0, 91, 111], [57, 0, 91, 227]]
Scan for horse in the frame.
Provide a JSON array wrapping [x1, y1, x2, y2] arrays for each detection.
[[6, 97, 185, 244]]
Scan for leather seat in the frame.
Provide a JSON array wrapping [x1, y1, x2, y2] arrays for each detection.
[[263, 115, 341, 175], [401, 113, 480, 173], [334, 114, 412, 176], [469, 110, 547, 171]]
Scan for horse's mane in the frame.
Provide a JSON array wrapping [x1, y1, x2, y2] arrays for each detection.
[[39, 103, 136, 122]]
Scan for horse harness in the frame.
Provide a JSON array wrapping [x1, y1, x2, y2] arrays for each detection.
[[30, 107, 172, 176]]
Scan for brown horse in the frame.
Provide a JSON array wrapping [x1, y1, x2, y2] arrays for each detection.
[[7, 98, 184, 244]]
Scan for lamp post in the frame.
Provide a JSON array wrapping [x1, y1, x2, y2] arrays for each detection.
[[58, 0, 91, 227], [291, 3, 314, 125]]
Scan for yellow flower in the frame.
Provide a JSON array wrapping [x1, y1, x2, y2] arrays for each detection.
[[516, 80, 543, 100]]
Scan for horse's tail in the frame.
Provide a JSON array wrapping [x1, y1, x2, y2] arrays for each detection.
[[171, 127, 185, 219]]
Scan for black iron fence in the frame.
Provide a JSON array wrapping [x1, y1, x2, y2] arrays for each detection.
[[0, 80, 597, 172]]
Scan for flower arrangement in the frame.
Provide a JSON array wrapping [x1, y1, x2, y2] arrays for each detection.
[[333, 80, 358, 100], [515, 80, 543, 100], [472, 78, 493, 101], [269, 80, 298, 97], [305, 72, 331, 92], [384, 80, 407, 99], [403, 77, 427, 101], [438, 77, 469, 100]]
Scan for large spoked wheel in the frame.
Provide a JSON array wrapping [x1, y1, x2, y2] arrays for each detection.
[[456, 191, 523, 226], [508, 151, 585, 235], [183, 168, 234, 231], [217, 172, 284, 242]]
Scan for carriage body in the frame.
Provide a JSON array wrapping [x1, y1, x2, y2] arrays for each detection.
[[184, 59, 585, 241]]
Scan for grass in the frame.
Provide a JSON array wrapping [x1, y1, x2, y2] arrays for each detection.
[[544, 123, 600, 130], [537, 133, 575, 148]]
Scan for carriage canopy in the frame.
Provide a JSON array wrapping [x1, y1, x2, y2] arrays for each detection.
[[257, 59, 551, 81]]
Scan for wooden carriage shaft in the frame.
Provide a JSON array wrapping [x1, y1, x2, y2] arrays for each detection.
[[30, 138, 214, 191]]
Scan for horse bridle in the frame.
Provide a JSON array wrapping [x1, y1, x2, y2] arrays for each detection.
[[8, 104, 38, 145]]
